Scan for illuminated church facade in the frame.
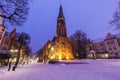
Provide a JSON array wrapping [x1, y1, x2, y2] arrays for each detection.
[[43, 5, 74, 60]]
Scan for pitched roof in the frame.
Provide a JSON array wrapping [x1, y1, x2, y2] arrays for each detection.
[[93, 33, 120, 43], [93, 38, 105, 43], [114, 33, 120, 38]]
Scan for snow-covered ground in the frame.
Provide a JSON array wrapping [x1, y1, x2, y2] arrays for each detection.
[[0, 59, 120, 80]]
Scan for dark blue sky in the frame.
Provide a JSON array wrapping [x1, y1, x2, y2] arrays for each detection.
[[8, 0, 120, 53]]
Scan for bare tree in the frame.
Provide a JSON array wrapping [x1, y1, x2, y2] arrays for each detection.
[[12, 32, 30, 71], [0, 0, 30, 26], [25, 45, 32, 57], [110, 2, 120, 33], [69, 30, 91, 59]]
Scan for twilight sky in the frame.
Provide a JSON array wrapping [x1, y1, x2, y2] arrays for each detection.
[[7, 0, 120, 53]]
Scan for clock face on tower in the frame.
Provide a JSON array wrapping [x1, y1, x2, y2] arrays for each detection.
[[58, 23, 61, 26]]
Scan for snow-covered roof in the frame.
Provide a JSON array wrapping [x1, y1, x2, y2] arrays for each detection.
[[93, 33, 120, 43], [93, 38, 105, 43], [114, 33, 120, 38]]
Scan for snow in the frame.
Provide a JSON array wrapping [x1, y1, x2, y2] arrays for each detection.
[[93, 33, 120, 43], [93, 38, 105, 43], [115, 33, 120, 38], [0, 59, 120, 80]]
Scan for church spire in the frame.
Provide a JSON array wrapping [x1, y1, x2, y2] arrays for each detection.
[[58, 4, 64, 18], [56, 4, 67, 37]]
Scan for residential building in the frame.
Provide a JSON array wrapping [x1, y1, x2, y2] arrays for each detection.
[[104, 33, 120, 58], [86, 33, 120, 58]]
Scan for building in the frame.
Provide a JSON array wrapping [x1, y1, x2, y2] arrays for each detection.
[[86, 33, 120, 59], [0, 32, 10, 50], [0, 14, 30, 67], [104, 33, 120, 58], [0, 25, 6, 47], [0, 13, 6, 48], [42, 5, 74, 61], [0, 18, 25, 64]]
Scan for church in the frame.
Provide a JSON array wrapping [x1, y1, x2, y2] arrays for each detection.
[[43, 5, 74, 61]]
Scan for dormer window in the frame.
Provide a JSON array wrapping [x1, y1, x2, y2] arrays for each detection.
[[106, 33, 115, 40]]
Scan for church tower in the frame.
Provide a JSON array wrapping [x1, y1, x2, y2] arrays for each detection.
[[56, 5, 67, 37]]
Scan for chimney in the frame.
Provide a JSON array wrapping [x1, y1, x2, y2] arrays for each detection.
[[0, 13, 2, 24]]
